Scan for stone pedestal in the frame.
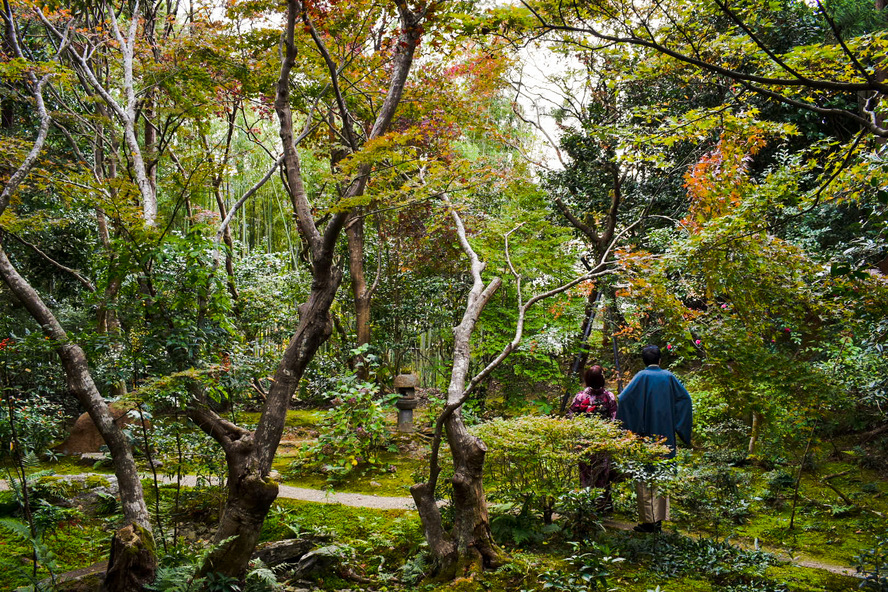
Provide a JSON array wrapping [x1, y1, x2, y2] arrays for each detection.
[[395, 396, 419, 432], [393, 373, 419, 433]]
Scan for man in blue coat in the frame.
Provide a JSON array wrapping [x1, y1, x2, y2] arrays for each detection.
[[616, 344, 693, 533]]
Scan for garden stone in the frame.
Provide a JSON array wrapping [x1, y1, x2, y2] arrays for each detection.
[[31, 474, 119, 514], [252, 536, 329, 567], [393, 373, 419, 432], [290, 544, 341, 579], [58, 403, 150, 454], [78, 452, 109, 466], [41, 561, 106, 592]]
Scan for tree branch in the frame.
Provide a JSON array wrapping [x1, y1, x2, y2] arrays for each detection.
[[553, 196, 600, 242], [521, 0, 888, 94], [302, 9, 358, 151], [5, 232, 96, 292], [213, 155, 284, 264]]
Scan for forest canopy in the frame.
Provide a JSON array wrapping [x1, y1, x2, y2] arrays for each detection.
[[1, 0, 887, 589]]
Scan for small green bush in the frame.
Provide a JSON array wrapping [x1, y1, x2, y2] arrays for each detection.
[[473, 416, 669, 519], [0, 395, 67, 459], [288, 352, 398, 481]]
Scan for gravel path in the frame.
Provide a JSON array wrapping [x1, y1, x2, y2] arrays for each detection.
[[0, 474, 859, 577], [0, 472, 417, 511]]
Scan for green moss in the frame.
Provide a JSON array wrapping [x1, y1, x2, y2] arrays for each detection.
[[33, 475, 78, 497], [277, 447, 422, 497], [0, 518, 109, 591], [733, 483, 879, 566], [765, 564, 860, 591], [84, 475, 111, 489], [259, 498, 417, 542], [25, 456, 115, 476], [234, 409, 322, 428]]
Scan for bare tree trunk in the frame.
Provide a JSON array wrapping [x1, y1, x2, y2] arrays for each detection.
[[0, 16, 155, 587], [214, 188, 240, 302], [0, 244, 157, 591], [411, 210, 621, 579], [447, 413, 503, 573], [205, 107, 241, 302], [195, 263, 342, 576], [410, 207, 506, 577], [192, 0, 425, 577], [748, 410, 764, 456], [346, 212, 373, 376]]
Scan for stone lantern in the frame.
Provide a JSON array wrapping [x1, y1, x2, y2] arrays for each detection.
[[393, 373, 419, 433]]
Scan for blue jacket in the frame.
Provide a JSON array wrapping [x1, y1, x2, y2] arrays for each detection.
[[616, 366, 693, 458]]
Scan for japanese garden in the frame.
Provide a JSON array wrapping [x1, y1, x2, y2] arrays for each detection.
[[1, 0, 887, 590]]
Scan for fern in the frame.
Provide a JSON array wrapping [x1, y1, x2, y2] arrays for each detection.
[[0, 516, 32, 540], [146, 536, 241, 592], [147, 565, 200, 592], [0, 516, 59, 589], [244, 560, 283, 592]]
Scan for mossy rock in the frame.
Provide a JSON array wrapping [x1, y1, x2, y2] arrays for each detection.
[[83, 476, 111, 489], [54, 571, 103, 592], [33, 475, 79, 500]]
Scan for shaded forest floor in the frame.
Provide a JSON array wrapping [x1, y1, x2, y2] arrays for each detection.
[[1, 403, 886, 591]]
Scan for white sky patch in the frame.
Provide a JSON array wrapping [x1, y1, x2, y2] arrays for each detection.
[[508, 39, 589, 173]]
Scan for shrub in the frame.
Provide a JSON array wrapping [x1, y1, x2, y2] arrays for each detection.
[[616, 532, 777, 579], [556, 487, 606, 542], [473, 416, 669, 519], [0, 395, 67, 460], [291, 354, 398, 481], [856, 535, 888, 592], [671, 463, 753, 540], [523, 541, 624, 592]]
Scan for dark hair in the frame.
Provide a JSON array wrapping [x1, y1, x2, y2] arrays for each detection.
[[641, 345, 661, 366], [584, 365, 605, 389]]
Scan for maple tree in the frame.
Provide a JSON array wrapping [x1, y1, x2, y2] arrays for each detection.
[[2, 0, 888, 587]]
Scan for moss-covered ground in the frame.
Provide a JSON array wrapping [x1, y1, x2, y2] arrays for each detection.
[[0, 467, 872, 591], [1, 403, 884, 591]]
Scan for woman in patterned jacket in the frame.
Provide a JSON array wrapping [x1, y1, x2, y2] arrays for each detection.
[[568, 365, 618, 510]]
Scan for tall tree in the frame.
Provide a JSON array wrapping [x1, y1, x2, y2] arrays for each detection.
[[187, 0, 429, 576], [410, 196, 622, 575], [0, 3, 157, 589]]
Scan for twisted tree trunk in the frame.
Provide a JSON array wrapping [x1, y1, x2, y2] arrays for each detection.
[[0, 246, 157, 591], [411, 210, 619, 578], [191, 0, 425, 577]]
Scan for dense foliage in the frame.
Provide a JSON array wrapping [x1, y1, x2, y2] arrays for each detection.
[[1, 0, 888, 588]]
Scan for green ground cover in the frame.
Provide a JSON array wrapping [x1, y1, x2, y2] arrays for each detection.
[[1, 405, 883, 591]]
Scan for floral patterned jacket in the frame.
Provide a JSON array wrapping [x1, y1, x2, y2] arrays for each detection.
[[569, 387, 618, 420]]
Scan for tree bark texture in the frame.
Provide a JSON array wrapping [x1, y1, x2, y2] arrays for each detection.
[[410, 410, 505, 578], [0, 245, 157, 589], [446, 414, 504, 573], [195, 0, 424, 577], [410, 207, 506, 577], [197, 233, 343, 578], [346, 213, 373, 378], [102, 523, 157, 592], [748, 410, 764, 456], [198, 435, 281, 576]]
